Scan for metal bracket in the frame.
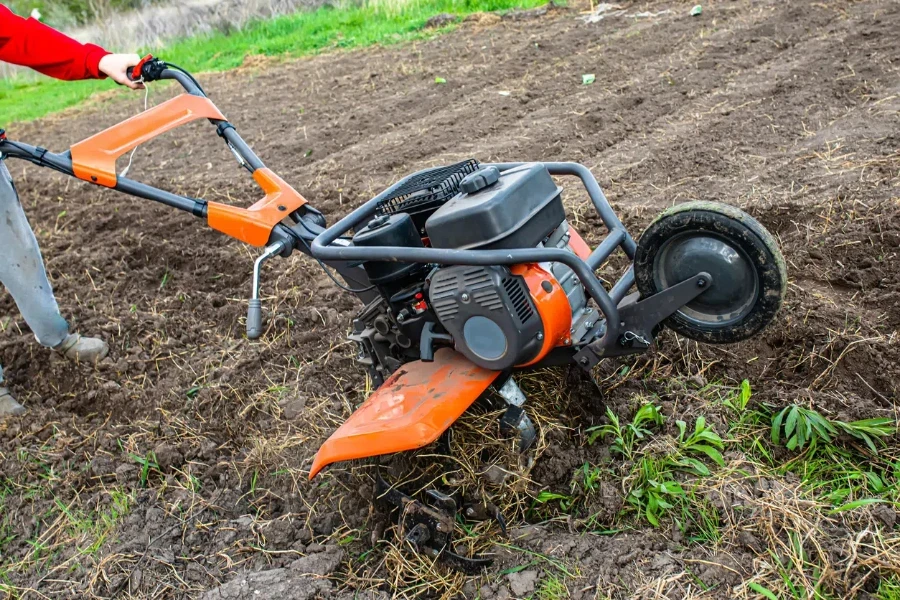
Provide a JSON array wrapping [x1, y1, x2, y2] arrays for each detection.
[[575, 272, 713, 368], [374, 470, 493, 574]]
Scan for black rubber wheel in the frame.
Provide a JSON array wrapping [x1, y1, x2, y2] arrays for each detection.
[[634, 201, 787, 344]]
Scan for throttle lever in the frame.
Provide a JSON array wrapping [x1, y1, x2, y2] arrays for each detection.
[[247, 242, 286, 339], [129, 54, 153, 82], [128, 54, 167, 83]]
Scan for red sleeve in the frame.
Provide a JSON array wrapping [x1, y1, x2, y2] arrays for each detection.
[[0, 4, 110, 80]]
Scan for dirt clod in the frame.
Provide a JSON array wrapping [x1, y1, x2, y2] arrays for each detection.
[[506, 569, 539, 596], [424, 12, 458, 28], [289, 547, 344, 575], [153, 442, 184, 470]]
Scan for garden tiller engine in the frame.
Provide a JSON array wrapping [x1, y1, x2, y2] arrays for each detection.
[[0, 57, 787, 570]]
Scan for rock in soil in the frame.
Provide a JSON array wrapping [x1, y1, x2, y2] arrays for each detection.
[[200, 569, 332, 600], [506, 569, 539, 596]]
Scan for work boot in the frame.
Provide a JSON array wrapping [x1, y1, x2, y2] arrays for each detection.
[[54, 333, 109, 364], [0, 387, 26, 417]]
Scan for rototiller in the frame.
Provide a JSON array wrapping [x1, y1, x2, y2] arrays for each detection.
[[0, 57, 787, 569]]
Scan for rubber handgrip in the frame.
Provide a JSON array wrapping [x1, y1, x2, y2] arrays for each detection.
[[247, 299, 263, 339]]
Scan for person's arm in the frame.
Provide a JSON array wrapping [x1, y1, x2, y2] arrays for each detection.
[[0, 4, 141, 87]]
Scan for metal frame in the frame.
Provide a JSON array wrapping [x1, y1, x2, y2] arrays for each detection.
[[0, 60, 378, 318], [310, 162, 638, 356]]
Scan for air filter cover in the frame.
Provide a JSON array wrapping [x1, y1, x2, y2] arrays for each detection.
[[425, 163, 565, 250]]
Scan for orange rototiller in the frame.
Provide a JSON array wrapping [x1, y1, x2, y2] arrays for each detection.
[[0, 57, 787, 570]]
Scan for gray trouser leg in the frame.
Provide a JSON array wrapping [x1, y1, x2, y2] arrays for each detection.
[[0, 160, 69, 360]]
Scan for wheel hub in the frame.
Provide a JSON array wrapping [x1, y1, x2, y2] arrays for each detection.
[[653, 233, 759, 327]]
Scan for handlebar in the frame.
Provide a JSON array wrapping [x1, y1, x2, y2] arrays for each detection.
[[126, 55, 206, 96]]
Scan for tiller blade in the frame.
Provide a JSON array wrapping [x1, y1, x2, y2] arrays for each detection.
[[375, 470, 493, 574]]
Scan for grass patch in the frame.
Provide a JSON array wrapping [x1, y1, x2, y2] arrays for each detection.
[[582, 400, 726, 528], [562, 375, 899, 535], [0, 0, 548, 123], [537, 574, 570, 599], [879, 576, 900, 600], [54, 488, 132, 554]]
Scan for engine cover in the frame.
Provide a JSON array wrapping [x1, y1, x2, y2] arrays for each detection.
[[429, 265, 543, 370], [425, 163, 565, 251]]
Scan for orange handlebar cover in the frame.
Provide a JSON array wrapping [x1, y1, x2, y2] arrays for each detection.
[[70, 94, 226, 188]]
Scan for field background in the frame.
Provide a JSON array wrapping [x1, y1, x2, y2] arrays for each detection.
[[1, 0, 899, 598]]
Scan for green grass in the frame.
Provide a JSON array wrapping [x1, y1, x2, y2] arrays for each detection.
[[54, 488, 132, 554], [878, 576, 900, 600], [536, 575, 570, 599], [0, 0, 547, 123]]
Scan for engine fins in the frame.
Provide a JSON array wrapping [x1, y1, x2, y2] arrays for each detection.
[[502, 277, 534, 324]]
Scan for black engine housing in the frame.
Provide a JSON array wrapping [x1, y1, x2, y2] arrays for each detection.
[[352, 212, 425, 285], [429, 265, 542, 370], [350, 161, 574, 382]]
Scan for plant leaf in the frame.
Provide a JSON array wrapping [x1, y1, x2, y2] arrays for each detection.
[[740, 379, 751, 408], [772, 407, 786, 444], [830, 498, 888, 514], [690, 444, 725, 466], [748, 582, 779, 600], [865, 471, 884, 492], [785, 406, 799, 438]]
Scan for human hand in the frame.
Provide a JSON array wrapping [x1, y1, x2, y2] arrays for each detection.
[[98, 54, 145, 89]]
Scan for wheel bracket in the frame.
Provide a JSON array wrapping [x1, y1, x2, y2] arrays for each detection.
[[576, 272, 713, 368]]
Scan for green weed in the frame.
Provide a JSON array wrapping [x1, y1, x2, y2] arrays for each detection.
[[675, 490, 722, 545], [877, 575, 900, 600], [772, 404, 895, 453], [624, 416, 725, 527], [494, 542, 578, 578], [587, 403, 664, 459], [55, 488, 132, 554], [723, 378, 752, 412], [530, 491, 575, 516], [128, 451, 160, 487], [0, 480, 15, 552], [537, 575, 570, 599], [571, 462, 605, 495], [672, 416, 725, 476], [626, 457, 687, 527]]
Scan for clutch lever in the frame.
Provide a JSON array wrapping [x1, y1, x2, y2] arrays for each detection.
[[247, 241, 288, 339]]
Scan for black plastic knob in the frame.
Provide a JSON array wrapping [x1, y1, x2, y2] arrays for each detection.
[[459, 166, 500, 194], [366, 214, 391, 230]]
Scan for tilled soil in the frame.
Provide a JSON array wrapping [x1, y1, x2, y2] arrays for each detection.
[[1, 0, 898, 598]]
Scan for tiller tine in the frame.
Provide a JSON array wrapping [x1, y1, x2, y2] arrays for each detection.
[[375, 471, 493, 575], [309, 348, 499, 478]]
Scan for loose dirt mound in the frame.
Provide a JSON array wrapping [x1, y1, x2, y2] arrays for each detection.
[[1, 0, 898, 598]]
